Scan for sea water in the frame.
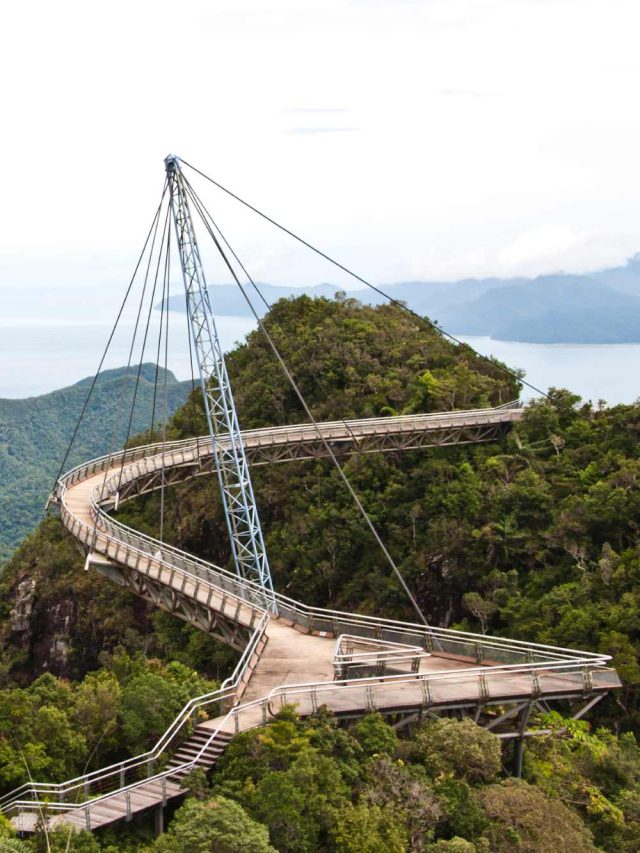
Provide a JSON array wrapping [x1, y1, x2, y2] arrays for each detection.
[[0, 316, 639, 405], [460, 336, 640, 406], [0, 316, 257, 399]]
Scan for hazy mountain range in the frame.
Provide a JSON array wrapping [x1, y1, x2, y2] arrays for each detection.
[[164, 255, 640, 344]]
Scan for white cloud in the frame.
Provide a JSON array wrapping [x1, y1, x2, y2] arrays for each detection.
[[494, 227, 637, 278], [496, 226, 591, 274], [0, 0, 640, 296]]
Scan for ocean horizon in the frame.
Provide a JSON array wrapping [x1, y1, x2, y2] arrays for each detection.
[[1, 315, 639, 406]]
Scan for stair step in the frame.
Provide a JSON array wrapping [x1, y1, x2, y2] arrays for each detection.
[[172, 737, 228, 751], [196, 728, 232, 740], [174, 744, 223, 756], [176, 742, 225, 753], [170, 755, 221, 767], [186, 735, 228, 747]]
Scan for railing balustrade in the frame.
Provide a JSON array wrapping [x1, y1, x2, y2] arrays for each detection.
[[4, 401, 615, 829]]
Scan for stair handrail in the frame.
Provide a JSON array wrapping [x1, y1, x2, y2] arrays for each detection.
[[2, 646, 616, 821], [0, 612, 269, 811]]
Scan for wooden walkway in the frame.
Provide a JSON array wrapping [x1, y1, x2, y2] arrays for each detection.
[[5, 406, 621, 834]]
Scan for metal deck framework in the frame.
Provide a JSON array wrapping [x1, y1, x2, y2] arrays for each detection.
[[1, 407, 620, 834], [0, 155, 620, 834]]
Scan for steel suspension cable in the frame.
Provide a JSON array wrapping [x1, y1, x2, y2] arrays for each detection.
[[159, 230, 171, 543], [183, 180, 431, 628], [116, 206, 171, 492], [180, 159, 549, 404], [50, 184, 168, 498], [183, 265, 202, 464], [151, 237, 168, 437], [95, 195, 166, 520], [90, 185, 169, 550], [183, 180, 365, 456]]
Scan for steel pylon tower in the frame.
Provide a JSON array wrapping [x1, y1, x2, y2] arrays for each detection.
[[165, 154, 275, 607]]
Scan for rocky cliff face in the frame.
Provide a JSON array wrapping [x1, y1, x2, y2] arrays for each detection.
[[0, 517, 154, 684], [0, 514, 228, 685]]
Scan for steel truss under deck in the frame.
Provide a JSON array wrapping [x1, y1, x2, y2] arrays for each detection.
[[110, 417, 518, 505], [91, 559, 253, 651]]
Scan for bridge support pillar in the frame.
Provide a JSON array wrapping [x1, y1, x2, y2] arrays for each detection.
[[512, 738, 525, 778], [154, 804, 164, 836]]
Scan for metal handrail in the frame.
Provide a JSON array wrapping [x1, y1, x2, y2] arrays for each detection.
[[53, 468, 617, 670], [90, 498, 605, 662], [75, 461, 606, 663], [73, 447, 606, 664], [0, 612, 269, 811], [268, 656, 612, 702], [4, 693, 272, 820], [56, 403, 525, 492], [8, 401, 596, 823], [3, 649, 610, 819]]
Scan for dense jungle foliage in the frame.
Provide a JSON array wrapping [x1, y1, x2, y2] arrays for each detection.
[[2, 709, 640, 851], [1, 294, 640, 850], [0, 365, 190, 562]]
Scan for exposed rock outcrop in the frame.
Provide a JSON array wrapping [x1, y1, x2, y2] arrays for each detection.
[[9, 577, 36, 634]]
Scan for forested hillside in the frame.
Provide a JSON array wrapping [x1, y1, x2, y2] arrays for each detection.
[[0, 295, 639, 850], [0, 365, 191, 562]]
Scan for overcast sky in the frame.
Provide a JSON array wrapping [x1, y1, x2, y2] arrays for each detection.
[[2, 0, 640, 301]]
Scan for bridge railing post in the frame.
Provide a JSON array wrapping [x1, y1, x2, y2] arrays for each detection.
[[478, 673, 490, 701], [530, 671, 541, 698], [421, 677, 432, 708], [365, 685, 376, 712], [582, 666, 594, 694]]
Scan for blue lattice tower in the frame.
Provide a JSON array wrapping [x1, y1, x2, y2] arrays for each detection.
[[165, 154, 275, 607]]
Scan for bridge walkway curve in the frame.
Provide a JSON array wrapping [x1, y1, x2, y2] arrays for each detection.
[[3, 405, 621, 834]]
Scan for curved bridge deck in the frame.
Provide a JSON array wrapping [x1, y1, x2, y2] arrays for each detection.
[[3, 406, 621, 833]]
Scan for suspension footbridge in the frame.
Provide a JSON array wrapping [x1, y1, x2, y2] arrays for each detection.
[[2, 157, 621, 835]]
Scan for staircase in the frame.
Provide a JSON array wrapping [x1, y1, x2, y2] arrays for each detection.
[[13, 727, 234, 834], [166, 726, 234, 780]]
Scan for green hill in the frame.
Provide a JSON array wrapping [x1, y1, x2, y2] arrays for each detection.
[[1, 296, 640, 849], [0, 364, 191, 563]]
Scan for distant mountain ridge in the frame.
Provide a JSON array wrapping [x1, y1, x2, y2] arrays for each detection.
[[163, 255, 640, 343], [0, 365, 191, 563]]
